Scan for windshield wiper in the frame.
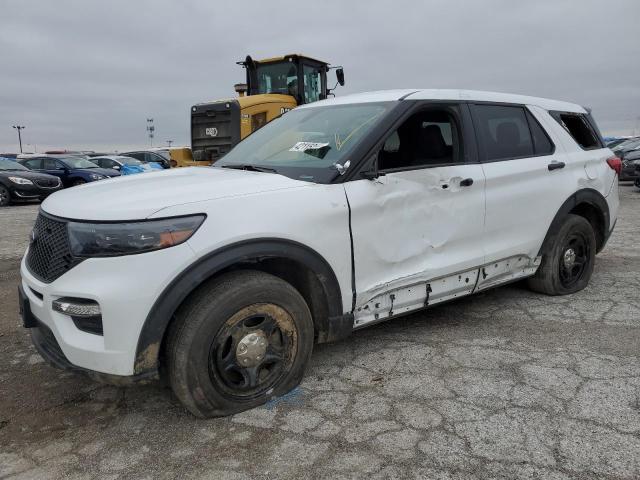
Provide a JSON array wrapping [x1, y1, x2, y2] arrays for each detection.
[[221, 164, 277, 173]]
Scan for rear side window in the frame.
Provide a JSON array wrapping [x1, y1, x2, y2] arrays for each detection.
[[473, 105, 534, 161], [525, 111, 554, 155], [551, 112, 601, 150]]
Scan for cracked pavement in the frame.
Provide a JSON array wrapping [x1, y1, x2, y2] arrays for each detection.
[[1, 186, 639, 479]]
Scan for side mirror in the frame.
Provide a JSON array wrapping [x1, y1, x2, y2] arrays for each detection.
[[360, 153, 384, 180], [336, 68, 345, 86], [113, 165, 121, 170]]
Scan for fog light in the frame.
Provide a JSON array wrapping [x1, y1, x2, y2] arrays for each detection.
[[52, 297, 101, 317]]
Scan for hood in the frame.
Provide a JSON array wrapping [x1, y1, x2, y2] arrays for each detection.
[[0, 169, 60, 180], [42, 167, 310, 220]]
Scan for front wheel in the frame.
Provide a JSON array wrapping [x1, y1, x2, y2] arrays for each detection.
[[528, 214, 596, 295], [166, 270, 314, 417], [0, 185, 10, 206]]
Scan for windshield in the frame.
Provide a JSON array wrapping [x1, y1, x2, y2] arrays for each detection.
[[0, 159, 28, 171], [62, 157, 99, 169], [120, 157, 142, 166], [216, 102, 394, 183], [255, 61, 298, 96], [616, 138, 640, 150]]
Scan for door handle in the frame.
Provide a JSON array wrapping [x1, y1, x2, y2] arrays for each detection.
[[459, 178, 474, 187], [548, 162, 565, 171]]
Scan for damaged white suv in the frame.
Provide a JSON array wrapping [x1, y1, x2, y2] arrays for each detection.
[[20, 90, 620, 417]]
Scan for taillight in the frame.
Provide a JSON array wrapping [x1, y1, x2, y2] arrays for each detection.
[[606, 156, 622, 176]]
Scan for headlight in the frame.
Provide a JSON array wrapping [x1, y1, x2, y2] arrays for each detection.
[[67, 215, 206, 257], [8, 176, 33, 185], [90, 173, 105, 180]]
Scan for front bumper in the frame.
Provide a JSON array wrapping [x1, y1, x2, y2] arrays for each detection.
[[20, 241, 196, 378], [10, 183, 62, 200]]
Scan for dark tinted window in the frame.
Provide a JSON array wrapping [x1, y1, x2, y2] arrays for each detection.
[[23, 159, 42, 169], [43, 158, 58, 170], [525, 111, 554, 155], [554, 113, 600, 149], [474, 105, 534, 160], [378, 108, 463, 170]]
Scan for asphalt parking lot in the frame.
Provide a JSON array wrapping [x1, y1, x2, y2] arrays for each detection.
[[1, 186, 639, 480]]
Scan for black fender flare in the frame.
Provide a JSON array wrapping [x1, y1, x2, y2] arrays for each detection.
[[538, 188, 611, 256], [133, 238, 346, 376]]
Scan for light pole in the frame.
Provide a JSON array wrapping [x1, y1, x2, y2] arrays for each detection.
[[146, 118, 155, 147], [12, 125, 25, 153], [166, 140, 173, 147]]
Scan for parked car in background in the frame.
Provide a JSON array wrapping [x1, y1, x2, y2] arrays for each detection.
[[0, 153, 19, 159], [605, 138, 630, 149], [621, 149, 640, 183], [0, 158, 62, 206], [613, 138, 640, 158], [90, 155, 164, 175], [120, 150, 171, 169], [18, 155, 120, 187], [19, 89, 619, 417]]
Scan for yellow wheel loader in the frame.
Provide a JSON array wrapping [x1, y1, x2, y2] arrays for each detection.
[[191, 54, 344, 163]]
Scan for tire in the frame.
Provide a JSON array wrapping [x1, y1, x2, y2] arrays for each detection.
[[0, 185, 10, 206], [72, 179, 86, 186], [528, 214, 596, 295], [166, 270, 314, 417]]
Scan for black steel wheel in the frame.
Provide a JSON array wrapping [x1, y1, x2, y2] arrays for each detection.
[[558, 231, 591, 289], [208, 304, 298, 399], [0, 185, 10, 206], [528, 214, 596, 295], [166, 270, 314, 417]]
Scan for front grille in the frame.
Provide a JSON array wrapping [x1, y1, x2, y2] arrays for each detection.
[[34, 178, 60, 188], [26, 213, 82, 283]]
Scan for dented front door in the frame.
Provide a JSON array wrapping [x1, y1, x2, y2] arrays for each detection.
[[344, 165, 485, 325]]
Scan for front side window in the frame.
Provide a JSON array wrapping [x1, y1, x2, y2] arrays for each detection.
[[474, 105, 534, 161], [216, 102, 394, 183], [256, 61, 298, 97], [379, 108, 463, 170], [302, 64, 322, 103], [43, 158, 58, 170]]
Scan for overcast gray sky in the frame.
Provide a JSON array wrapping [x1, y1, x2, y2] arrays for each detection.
[[1, 0, 639, 153]]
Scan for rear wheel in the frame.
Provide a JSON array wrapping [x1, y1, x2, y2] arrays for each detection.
[[0, 185, 10, 206], [166, 270, 314, 417], [528, 214, 596, 295]]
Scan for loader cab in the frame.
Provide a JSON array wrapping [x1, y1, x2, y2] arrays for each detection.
[[242, 54, 332, 105]]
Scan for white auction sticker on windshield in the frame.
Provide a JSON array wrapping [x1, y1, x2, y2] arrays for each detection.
[[289, 142, 330, 152]]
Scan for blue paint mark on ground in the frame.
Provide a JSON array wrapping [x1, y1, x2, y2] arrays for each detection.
[[265, 387, 305, 410]]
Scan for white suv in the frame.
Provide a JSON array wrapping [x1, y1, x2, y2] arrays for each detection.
[[19, 89, 620, 417]]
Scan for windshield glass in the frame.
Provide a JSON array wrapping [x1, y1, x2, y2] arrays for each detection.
[[62, 157, 99, 169], [617, 139, 640, 150], [0, 159, 28, 170], [216, 102, 394, 183], [256, 61, 298, 96], [120, 157, 142, 166]]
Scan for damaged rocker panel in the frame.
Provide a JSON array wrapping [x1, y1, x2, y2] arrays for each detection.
[[353, 255, 541, 328]]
